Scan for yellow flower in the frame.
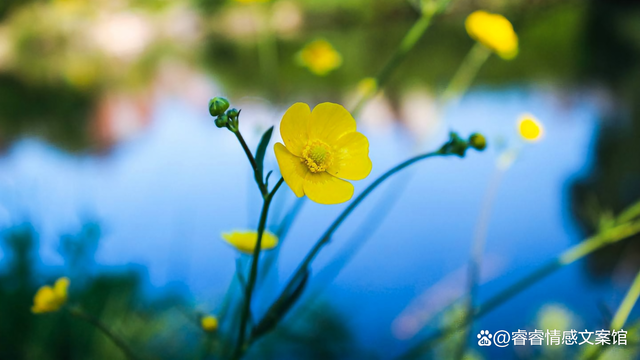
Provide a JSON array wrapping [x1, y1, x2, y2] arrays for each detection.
[[32, 277, 70, 314], [274, 102, 372, 204], [518, 114, 543, 142], [201, 315, 219, 332], [222, 230, 278, 254], [357, 77, 378, 99], [465, 10, 518, 60], [297, 39, 342, 76], [235, 0, 269, 3]]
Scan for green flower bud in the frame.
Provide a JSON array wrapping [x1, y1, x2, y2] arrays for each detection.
[[469, 133, 487, 151], [215, 114, 229, 128], [226, 108, 240, 120], [209, 97, 230, 117]]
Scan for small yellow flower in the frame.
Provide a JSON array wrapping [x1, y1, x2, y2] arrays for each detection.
[[356, 77, 378, 99], [465, 10, 518, 60], [222, 230, 278, 254], [274, 102, 372, 204], [518, 114, 543, 142], [297, 39, 342, 76], [201, 315, 219, 332], [32, 277, 70, 314]]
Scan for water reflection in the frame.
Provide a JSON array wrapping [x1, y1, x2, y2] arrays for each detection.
[[0, 87, 608, 355]]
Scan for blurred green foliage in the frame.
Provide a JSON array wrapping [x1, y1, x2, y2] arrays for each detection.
[[0, 223, 363, 359], [0, 224, 200, 360], [570, 0, 640, 280], [0, 0, 593, 151]]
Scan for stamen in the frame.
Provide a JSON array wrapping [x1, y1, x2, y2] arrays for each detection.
[[301, 140, 333, 173]]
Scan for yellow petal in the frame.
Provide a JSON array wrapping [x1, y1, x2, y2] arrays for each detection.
[[222, 230, 279, 254], [261, 231, 279, 249], [299, 40, 342, 76], [201, 315, 219, 332], [327, 132, 372, 181], [309, 103, 356, 144], [518, 115, 543, 142], [32, 286, 57, 313], [465, 11, 518, 60], [303, 172, 354, 205], [279, 103, 311, 156], [53, 277, 70, 300], [274, 142, 308, 197]]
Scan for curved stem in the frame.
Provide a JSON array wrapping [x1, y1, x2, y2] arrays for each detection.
[[67, 307, 141, 360], [296, 150, 445, 282], [234, 131, 268, 197], [233, 177, 284, 360], [397, 218, 640, 360], [252, 149, 451, 344]]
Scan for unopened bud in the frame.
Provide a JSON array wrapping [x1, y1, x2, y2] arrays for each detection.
[[226, 108, 240, 120], [209, 97, 230, 117], [469, 133, 487, 151], [215, 114, 229, 128]]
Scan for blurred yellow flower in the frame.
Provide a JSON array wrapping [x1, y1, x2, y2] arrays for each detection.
[[201, 315, 219, 332], [357, 77, 378, 99], [465, 10, 518, 60], [236, 0, 269, 2], [274, 102, 372, 204], [222, 230, 278, 254], [32, 277, 69, 314], [297, 39, 342, 76], [518, 114, 543, 142]]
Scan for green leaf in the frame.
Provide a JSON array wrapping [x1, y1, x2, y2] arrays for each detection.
[[251, 269, 309, 339], [255, 126, 274, 183]]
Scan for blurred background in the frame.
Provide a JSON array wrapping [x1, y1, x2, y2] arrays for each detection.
[[0, 0, 639, 359]]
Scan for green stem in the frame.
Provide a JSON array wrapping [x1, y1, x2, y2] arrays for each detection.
[[397, 218, 640, 360], [455, 168, 504, 360], [351, 7, 439, 116], [617, 201, 640, 224], [611, 268, 640, 330], [289, 151, 446, 288], [257, 2, 278, 96], [441, 43, 492, 105], [234, 131, 268, 197], [581, 268, 640, 360], [252, 149, 455, 343], [258, 198, 307, 284], [67, 307, 141, 360], [233, 177, 284, 360]]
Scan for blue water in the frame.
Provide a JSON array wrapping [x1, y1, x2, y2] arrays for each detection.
[[0, 87, 634, 357]]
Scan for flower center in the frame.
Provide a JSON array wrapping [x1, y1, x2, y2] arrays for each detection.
[[301, 140, 333, 173]]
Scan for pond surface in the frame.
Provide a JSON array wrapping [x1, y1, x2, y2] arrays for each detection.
[[0, 85, 629, 357]]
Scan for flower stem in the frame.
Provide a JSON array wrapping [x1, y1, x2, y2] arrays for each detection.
[[233, 177, 284, 360], [455, 167, 505, 360], [580, 267, 640, 360], [611, 268, 640, 330], [67, 306, 141, 360], [234, 130, 269, 197], [397, 217, 640, 360], [251, 149, 455, 344], [441, 42, 492, 106], [351, 5, 441, 116]]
